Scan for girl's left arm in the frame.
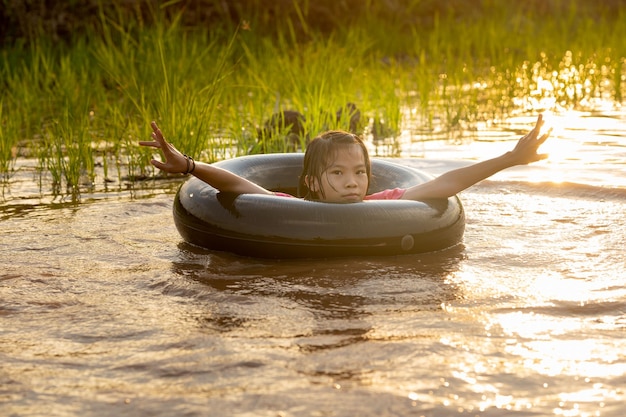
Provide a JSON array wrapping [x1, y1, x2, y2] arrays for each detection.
[[402, 114, 551, 200]]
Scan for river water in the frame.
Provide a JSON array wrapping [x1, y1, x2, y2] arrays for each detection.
[[1, 110, 625, 416]]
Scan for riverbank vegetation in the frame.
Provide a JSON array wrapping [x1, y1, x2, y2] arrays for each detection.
[[1, 0, 625, 194]]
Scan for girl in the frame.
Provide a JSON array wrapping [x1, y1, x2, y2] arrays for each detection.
[[139, 114, 551, 203]]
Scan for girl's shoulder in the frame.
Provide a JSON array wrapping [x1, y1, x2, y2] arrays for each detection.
[[364, 188, 406, 200], [274, 192, 297, 198]]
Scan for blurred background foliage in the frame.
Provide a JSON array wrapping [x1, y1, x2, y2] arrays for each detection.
[[2, 0, 625, 47]]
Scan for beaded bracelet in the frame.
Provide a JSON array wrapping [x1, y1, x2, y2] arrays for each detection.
[[183, 154, 196, 175]]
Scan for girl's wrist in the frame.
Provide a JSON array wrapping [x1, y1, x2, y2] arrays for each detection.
[[182, 154, 196, 175], [501, 151, 518, 166]]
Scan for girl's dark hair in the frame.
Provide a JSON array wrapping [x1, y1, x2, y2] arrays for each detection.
[[297, 130, 371, 200]]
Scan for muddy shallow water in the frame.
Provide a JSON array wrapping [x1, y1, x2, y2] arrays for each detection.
[[1, 112, 626, 416]]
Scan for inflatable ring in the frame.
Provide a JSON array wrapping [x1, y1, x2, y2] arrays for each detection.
[[173, 153, 465, 258]]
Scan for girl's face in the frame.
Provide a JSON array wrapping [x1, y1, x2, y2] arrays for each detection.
[[307, 144, 369, 203]]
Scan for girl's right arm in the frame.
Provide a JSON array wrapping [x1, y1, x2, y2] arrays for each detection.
[[139, 121, 273, 195]]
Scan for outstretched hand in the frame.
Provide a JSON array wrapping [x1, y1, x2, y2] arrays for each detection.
[[139, 121, 189, 174], [509, 114, 552, 165]]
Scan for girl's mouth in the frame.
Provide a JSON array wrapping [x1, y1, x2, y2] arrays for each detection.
[[343, 193, 362, 201]]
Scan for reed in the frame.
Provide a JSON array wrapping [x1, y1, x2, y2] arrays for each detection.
[[87, 3, 240, 180], [0, 101, 18, 181]]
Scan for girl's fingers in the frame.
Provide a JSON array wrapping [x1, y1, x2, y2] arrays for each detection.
[[151, 159, 166, 170], [530, 114, 544, 139], [537, 129, 552, 145]]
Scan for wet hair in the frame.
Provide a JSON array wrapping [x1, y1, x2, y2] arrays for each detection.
[[297, 130, 371, 201]]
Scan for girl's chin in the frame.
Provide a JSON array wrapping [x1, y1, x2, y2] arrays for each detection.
[[341, 195, 363, 203]]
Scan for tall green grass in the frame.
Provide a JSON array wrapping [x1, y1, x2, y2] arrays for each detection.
[[0, 1, 625, 196], [0, 101, 18, 184]]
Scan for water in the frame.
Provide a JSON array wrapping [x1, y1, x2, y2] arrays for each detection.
[[1, 111, 626, 416]]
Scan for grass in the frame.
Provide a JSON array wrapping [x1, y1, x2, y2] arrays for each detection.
[[0, 0, 625, 197]]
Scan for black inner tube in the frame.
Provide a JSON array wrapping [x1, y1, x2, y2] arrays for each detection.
[[173, 154, 465, 258]]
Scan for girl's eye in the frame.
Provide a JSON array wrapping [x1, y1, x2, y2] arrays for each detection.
[[357, 169, 366, 175], [331, 170, 342, 175]]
